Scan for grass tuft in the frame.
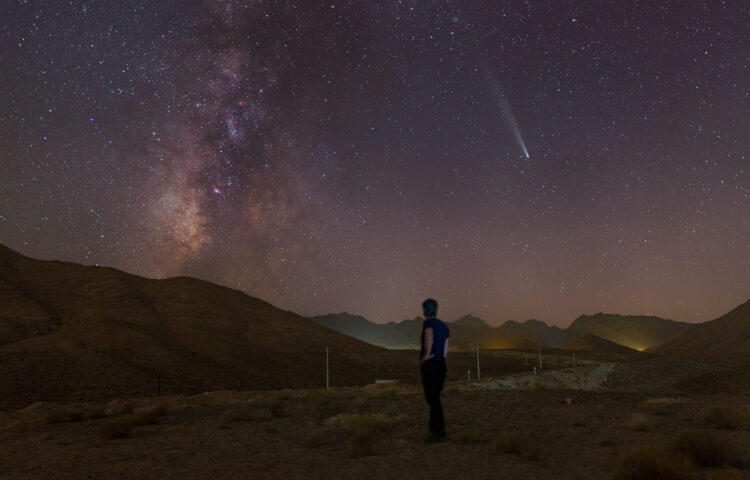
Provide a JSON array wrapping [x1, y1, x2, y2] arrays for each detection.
[[380, 388, 397, 398], [493, 431, 540, 460], [700, 407, 745, 430], [222, 405, 272, 423], [99, 406, 167, 440], [304, 431, 326, 448], [43, 410, 70, 424], [455, 427, 485, 445], [673, 428, 733, 467], [341, 414, 388, 457], [100, 416, 137, 440], [626, 412, 652, 431], [269, 402, 290, 418], [613, 443, 697, 480], [136, 405, 167, 425]]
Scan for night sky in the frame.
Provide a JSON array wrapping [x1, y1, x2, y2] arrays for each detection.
[[2, 1, 749, 327]]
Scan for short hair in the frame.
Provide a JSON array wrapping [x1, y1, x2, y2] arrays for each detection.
[[422, 298, 438, 317]]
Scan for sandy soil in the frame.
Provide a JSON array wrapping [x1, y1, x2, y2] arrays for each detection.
[[2, 357, 749, 479]]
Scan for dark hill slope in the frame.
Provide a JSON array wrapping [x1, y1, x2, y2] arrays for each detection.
[[566, 313, 688, 350], [0, 244, 381, 409], [563, 334, 639, 354], [650, 299, 750, 358]]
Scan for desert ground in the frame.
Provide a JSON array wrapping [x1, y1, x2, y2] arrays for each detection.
[[2, 351, 749, 480]]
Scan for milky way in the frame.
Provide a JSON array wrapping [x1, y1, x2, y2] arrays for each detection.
[[2, 1, 749, 326]]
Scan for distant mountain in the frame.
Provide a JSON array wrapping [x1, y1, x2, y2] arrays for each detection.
[[311, 313, 419, 348], [453, 315, 488, 328], [566, 313, 689, 351], [311, 310, 689, 352], [0, 244, 381, 408], [649, 299, 750, 358], [497, 319, 572, 348], [311, 313, 560, 349], [563, 334, 639, 354]]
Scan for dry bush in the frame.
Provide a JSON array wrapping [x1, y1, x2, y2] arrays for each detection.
[[705, 468, 744, 480], [7, 421, 32, 434], [222, 405, 272, 423], [341, 414, 389, 457], [673, 428, 733, 467], [493, 431, 540, 460], [264, 424, 279, 434], [269, 402, 290, 418], [700, 406, 745, 430], [118, 402, 135, 415], [444, 386, 461, 395], [626, 413, 652, 431], [650, 405, 673, 416], [87, 407, 108, 420], [455, 427, 485, 445], [136, 406, 167, 425], [304, 431, 326, 448], [315, 399, 349, 419], [43, 410, 70, 424], [100, 416, 137, 440], [613, 443, 697, 480], [68, 410, 85, 422], [380, 388, 396, 398], [99, 406, 168, 440]]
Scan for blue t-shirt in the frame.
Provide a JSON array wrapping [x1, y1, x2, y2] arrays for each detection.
[[420, 317, 450, 360]]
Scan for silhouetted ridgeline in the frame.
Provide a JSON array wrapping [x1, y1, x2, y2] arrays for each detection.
[[649, 298, 750, 358], [0, 244, 382, 409], [311, 310, 702, 353]]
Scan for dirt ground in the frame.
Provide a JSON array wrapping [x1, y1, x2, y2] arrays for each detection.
[[2, 356, 750, 479]]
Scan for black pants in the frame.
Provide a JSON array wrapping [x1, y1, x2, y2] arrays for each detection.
[[420, 357, 447, 433]]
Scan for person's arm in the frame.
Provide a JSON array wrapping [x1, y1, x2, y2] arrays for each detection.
[[420, 328, 434, 364], [443, 337, 449, 358]]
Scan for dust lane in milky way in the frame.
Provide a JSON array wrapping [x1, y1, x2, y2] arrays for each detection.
[[1, 1, 749, 326]]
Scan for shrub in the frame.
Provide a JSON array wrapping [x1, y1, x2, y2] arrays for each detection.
[[305, 432, 326, 448], [455, 427, 485, 445], [700, 407, 745, 430], [341, 414, 386, 457], [380, 388, 397, 398], [136, 406, 167, 425], [493, 431, 540, 460], [43, 410, 70, 424], [613, 443, 697, 480], [673, 428, 733, 467], [100, 416, 137, 440], [269, 402, 290, 418], [87, 408, 108, 420], [118, 403, 135, 415], [99, 406, 168, 440], [315, 400, 348, 419], [626, 413, 652, 431], [68, 410, 85, 422], [222, 405, 272, 423]]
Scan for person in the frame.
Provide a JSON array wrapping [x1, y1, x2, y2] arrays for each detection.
[[419, 298, 450, 443]]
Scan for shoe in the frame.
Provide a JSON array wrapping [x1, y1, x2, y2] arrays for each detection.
[[425, 430, 448, 443]]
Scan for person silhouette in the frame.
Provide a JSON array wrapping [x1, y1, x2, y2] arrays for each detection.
[[419, 298, 450, 442]]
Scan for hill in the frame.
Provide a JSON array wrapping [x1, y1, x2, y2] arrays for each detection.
[[311, 313, 419, 348], [563, 334, 639, 354], [453, 315, 488, 328], [566, 313, 688, 350], [310, 313, 551, 350], [496, 319, 572, 347], [650, 298, 750, 358], [0, 244, 381, 409]]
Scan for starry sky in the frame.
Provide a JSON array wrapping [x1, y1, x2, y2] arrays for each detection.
[[2, 0, 749, 327]]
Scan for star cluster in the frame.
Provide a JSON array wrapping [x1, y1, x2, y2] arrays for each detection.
[[2, 1, 749, 326]]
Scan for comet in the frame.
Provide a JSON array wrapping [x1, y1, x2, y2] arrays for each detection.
[[487, 76, 530, 159]]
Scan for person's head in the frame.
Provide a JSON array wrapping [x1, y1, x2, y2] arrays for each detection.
[[422, 298, 438, 318]]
